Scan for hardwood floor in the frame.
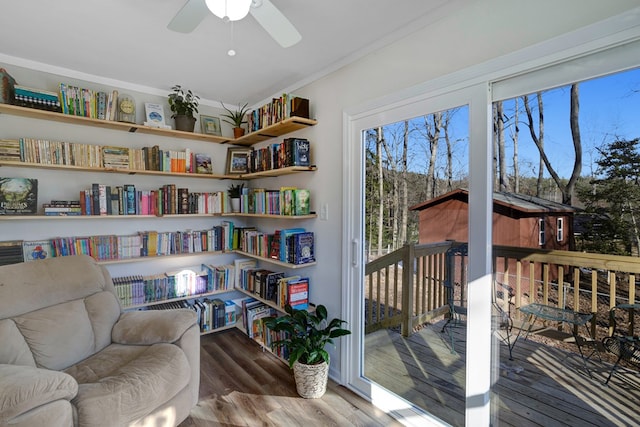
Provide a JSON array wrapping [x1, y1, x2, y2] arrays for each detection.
[[179, 328, 402, 427]]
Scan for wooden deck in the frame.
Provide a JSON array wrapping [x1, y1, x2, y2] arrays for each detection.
[[365, 320, 640, 427]]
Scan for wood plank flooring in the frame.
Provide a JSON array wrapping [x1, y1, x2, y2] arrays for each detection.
[[179, 328, 402, 427], [365, 321, 640, 427]]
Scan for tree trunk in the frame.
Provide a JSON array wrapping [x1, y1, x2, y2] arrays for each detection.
[[494, 101, 507, 191], [425, 113, 441, 199], [512, 97, 520, 193], [376, 127, 384, 256], [400, 120, 409, 246]]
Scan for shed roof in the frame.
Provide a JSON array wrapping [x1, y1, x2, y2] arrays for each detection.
[[410, 188, 576, 214]]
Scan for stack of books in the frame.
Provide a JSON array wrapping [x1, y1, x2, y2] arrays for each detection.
[[0, 139, 21, 161], [12, 85, 62, 112]]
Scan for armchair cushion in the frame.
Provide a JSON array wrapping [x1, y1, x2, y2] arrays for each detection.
[[112, 309, 198, 345], [0, 364, 77, 422], [65, 343, 190, 427]]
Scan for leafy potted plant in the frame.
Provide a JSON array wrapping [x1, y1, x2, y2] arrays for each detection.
[[168, 85, 200, 132], [264, 304, 351, 399], [221, 102, 251, 138], [227, 182, 244, 212]]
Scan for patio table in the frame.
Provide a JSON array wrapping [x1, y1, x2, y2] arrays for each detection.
[[514, 303, 597, 377]]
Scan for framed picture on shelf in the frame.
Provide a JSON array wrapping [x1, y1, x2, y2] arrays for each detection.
[[200, 114, 222, 136], [225, 148, 251, 174], [144, 103, 170, 129]]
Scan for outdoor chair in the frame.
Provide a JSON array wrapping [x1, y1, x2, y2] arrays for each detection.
[[602, 303, 640, 385], [493, 281, 515, 360], [441, 243, 468, 354]]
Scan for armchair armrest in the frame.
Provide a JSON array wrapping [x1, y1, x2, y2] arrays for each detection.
[[112, 308, 198, 345], [0, 364, 77, 422]]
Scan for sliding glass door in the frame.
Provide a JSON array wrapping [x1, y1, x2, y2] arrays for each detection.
[[344, 84, 492, 426]]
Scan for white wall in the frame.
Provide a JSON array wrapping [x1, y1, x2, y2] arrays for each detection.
[[2, 0, 639, 382]]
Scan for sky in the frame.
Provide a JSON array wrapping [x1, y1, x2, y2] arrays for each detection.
[[374, 66, 640, 181]]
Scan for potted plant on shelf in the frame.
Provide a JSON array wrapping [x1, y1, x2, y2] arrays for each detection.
[[221, 102, 250, 138], [264, 304, 351, 399], [168, 85, 200, 132], [228, 182, 244, 212]]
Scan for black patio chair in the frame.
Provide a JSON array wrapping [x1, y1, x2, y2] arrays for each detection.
[[440, 243, 468, 354], [493, 281, 515, 360], [602, 303, 640, 385]]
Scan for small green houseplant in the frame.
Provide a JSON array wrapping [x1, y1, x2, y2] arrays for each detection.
[[227, 182, 244, 212], [221, 102, 250, 138], [168, 85, 200, 132], [264, 304, 351, 398]]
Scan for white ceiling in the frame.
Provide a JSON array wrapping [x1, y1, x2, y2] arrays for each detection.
[[0, 0, 458, 108]]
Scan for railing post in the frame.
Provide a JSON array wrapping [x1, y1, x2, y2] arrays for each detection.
[[401, 243, 415, 337]]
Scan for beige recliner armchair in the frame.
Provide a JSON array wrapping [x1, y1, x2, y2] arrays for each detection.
[[0, 255, 200, 427]]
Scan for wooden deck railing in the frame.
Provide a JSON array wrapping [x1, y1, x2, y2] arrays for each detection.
[[364, 241, 455, 336], [365, 242, 640, 339]]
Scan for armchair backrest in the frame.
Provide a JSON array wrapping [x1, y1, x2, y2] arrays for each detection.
[[0, 255, 121, 370]]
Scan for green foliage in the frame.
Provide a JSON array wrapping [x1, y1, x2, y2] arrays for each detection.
[[577, 138, 640, 255], [168, 85, 200, 118], [263, 304, 351, 368], [221, 102, 250, 128], [227, 182, 244, 198]]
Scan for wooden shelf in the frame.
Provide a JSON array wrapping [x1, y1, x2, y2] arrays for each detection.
[[0, 103, 233, 144], [97, 250, 226, 265], [124, 288, 234, 310], [0, 104, 316, 147], [235, 287, 286, 314], [221, 212, 316, 220], [0, 213, 224, 221], [234, 250, 316, 269], [231, 117, 317, 146], [0, 162, 315, 181], [0, 160, 229, 179], [238, 165, 317, 179]]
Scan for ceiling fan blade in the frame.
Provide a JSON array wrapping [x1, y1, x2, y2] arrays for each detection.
[[250, 0, 301, 48], [167, 0, 209, 33]]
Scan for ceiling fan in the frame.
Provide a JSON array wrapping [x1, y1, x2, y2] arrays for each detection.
[[168, 0, 301, 48]]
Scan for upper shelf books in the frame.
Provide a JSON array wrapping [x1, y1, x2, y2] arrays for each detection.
[[247, 94, 309, 132]]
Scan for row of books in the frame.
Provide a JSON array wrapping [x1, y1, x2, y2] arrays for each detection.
[[62, 184, 226, 216], [249, 137, 310, 173], [58, 84, 118, 120], [235, 258, 310, 309], [238, 187, 310, 216], [4, 138, 212, 175], [114, 270, 208, 307], [113, 262, 241, 309], [145, 298, 236, 333], [8, 226, 229, 263], [232, 226, 315, 265], [246, 94, 310, 132]]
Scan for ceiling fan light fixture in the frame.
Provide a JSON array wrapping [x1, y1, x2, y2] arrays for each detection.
[[205, 0, 252, 21]]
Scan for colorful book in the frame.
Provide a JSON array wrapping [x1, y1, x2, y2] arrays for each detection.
[[0, 178, 38, 215], [23, 239, 53, 262]]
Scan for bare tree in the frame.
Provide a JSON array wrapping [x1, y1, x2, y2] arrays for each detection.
[[400, 120, 409, 245], [523, 93, 545, 196], [512, 97, 520, 193], [424, 112, 442, 199], [524, 85, 582, 206], [376, 127, 384, 256], [494, 101, 507, 191], [443, 113, 454, 192]]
